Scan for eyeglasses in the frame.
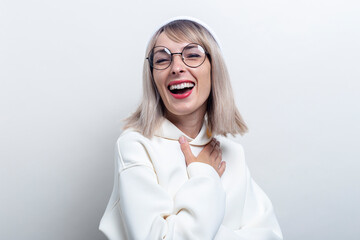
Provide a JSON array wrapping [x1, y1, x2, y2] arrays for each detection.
[[146, 43, 209, 70]]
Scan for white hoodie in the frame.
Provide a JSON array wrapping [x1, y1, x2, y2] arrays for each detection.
[[99, 118, 283, 240]]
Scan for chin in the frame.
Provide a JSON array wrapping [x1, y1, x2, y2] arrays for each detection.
[[167, 107, 195, 116], [165, 101, 207, 118]]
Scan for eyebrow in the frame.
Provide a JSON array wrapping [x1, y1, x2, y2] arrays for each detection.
[[153, 48, 167, 54], [153, 45, 198, 54], [183, 45, 197, 50]]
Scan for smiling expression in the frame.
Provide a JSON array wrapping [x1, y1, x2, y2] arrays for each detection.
[[152, 33, 212, 119]]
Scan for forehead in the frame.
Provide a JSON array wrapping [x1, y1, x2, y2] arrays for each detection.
[[155, 32, 190, 51]]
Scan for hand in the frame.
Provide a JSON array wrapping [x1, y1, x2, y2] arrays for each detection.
[[179, 136, 226, 177]]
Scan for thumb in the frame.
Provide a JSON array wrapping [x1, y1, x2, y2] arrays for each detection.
[[179, 136, 195, 165]]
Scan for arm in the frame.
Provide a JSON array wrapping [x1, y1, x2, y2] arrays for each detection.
[[117, 135, 226, 240], [214, 166, 283, 240], [179, 139, 283, 240]]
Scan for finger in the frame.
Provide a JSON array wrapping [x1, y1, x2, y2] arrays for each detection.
[[210, 141, 221, 160], [207, 138, 216, 155], [218, 161, 226, 177], [201, 138, 217, 156], [217, 149, 222, 162], [210, 138, 217, 146], [179, 136, 195, 163], [213, 151, 222, 170]]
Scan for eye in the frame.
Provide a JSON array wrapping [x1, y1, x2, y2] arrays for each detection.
[[153, 52, 171, 65], [155, 58, 170, 64], [185, 53, 201, 58], [183, 44, 205, 60]]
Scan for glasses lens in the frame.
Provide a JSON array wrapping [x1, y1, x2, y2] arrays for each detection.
[[150, 47, 172, 69], [182, 44, 206, 68]]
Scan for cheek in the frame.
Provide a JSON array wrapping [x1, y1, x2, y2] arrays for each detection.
[[200, 67, 212, 94], [153, 72, 166, 92]]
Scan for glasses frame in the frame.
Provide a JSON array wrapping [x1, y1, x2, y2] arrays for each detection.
[[146, 43, 210, 70]]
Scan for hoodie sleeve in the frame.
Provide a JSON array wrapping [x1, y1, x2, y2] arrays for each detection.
[[116, 135, 226, 240], [214, 166, 283, 240]]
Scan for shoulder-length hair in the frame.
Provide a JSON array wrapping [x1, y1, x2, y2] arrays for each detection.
[[124, 19, 248, 138]]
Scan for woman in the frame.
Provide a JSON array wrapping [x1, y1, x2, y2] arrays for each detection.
[[99, 16, 283, 240]]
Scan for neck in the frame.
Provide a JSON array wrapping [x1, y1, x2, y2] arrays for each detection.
[[165, 108, 206, 139]]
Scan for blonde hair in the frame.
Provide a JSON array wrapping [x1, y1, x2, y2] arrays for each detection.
[[124, 19, 248, 138]]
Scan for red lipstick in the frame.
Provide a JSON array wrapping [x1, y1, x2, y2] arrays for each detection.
[[170, 89, 193, 99], [168, 80, 195, 99]]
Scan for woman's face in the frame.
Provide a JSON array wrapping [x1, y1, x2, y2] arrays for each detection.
[[152, 32, 212, 120]]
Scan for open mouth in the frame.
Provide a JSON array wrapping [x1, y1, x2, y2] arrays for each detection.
[[168, 82, 195, 95]]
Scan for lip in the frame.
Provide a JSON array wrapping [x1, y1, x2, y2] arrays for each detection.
[[167, 80, 195, 99], [170, 89, 193, 99], [167, 80, 195, 87]]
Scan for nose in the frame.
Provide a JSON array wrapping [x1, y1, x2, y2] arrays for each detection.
[[170, 53, 186, 75]]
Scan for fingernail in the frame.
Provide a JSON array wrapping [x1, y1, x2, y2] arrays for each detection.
[[179, 136, 186, 144]]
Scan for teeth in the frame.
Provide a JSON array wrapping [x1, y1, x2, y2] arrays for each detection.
[[169, 82, 195, 90]]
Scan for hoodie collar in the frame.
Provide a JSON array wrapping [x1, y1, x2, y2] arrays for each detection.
[[154, 118, 212, 146]]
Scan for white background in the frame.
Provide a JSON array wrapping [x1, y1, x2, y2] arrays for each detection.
[[1, 0, 359, 239]]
